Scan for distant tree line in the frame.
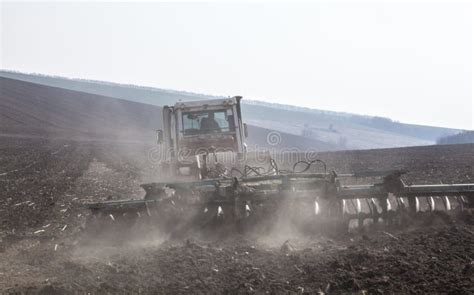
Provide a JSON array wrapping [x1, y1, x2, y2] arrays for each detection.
[[437, 130, 474, 145]]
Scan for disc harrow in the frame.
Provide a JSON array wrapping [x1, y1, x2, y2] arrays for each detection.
[[83, 161, 474, 236]]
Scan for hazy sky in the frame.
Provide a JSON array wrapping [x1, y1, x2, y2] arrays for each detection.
[[1, 2, 472, 129]]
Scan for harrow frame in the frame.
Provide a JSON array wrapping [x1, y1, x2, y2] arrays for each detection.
[[84, 170, 474, 231]]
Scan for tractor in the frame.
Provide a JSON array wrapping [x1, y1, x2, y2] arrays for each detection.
[[84, 97, 474, 236]]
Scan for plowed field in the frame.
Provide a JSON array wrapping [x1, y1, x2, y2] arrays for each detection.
[[0, 137, 473, 293]]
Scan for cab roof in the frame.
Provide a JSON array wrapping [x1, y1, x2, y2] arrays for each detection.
[[173, 96, 241, 110]]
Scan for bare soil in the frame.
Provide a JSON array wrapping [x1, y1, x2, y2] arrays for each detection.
[[0, 137, 473, 293], [0, 76, 335, 151]]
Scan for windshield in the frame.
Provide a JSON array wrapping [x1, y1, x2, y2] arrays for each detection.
[[182, 109, 232, 135]]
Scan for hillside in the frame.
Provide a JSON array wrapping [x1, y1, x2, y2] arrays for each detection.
[[0, 71, 460, 149], [0, 77, 334, 151], [0, 77, 160, 142]]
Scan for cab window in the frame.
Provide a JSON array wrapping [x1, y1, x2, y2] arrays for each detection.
[[182, 110, 231, 135]]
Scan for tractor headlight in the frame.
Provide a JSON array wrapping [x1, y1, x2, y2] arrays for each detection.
[[178, 166, 191, 176]]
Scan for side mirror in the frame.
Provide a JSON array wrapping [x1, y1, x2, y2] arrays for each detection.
[[243, 123, 248, 138], [156, 129, 164, 144]]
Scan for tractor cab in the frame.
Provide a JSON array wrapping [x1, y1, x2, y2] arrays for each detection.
[[157, 96, 247, 178]]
